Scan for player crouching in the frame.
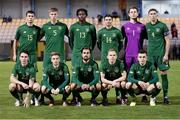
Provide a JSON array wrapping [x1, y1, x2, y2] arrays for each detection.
[[9, 51, 41, 107], [126, 49, 161, 106], [70, 48, 101, 106], [41, 52, 71, 107], [100, 49, 127, 106]]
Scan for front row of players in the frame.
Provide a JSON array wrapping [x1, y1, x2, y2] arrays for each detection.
[[9, 48, 162, 107]]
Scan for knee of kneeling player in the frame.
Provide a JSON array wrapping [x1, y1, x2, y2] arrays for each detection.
[[96, 83, 101, 91], [70, 83, 76, 90], [33, 83, 41, 92], [9, 83, 16, 91], [41, 85, 47, 94], [126, 82, 132, 89], [120, 81, 126, 89], [147, 84, 155, 92], [156, 82, 162, 89]]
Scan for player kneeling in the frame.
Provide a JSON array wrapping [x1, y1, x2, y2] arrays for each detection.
[[71, 48, 101, 106], [100, 49, 127, 106], [9, 51, 41, 107], [126, 50, 161, 106], [41, 52, 71, 107]]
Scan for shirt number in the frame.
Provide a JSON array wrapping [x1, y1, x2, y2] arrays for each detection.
[[80, 32, 86, 38], [27, 35, 33, 41], [53, 30, 57, 36], [106, 37, 112, 43]]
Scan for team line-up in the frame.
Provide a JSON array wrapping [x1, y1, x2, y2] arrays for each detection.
[[9, 7, 170, 107]]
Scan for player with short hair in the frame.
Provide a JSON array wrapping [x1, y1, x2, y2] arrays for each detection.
[[97, 14, 123, 104], [13, 10, 41, 71], [100, 49, 127, 106], [70, 48, 101, 106], [121, 7, 147, 71], [69, 8, 97, 103], [146, 8, 171, 104], [126, 49, 161, 106], [41, 7, 69, 69], [69, 8, 97, 66], [9, 51, 41, 107], [41, 52, 71, 107]]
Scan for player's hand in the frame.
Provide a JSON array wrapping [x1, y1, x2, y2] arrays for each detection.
[[112, 81, 119, 87], [54, 88, 60, 95], [21, 83, 29, 89], [138, 81, 146, 90], [51, 89, 56, 94], [13, 55, 16, 62], [23, 92, 30, 108], [163, 55, 169, 62]]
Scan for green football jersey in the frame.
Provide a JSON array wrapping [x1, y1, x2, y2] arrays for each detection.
[[72, 59, 100, 86], [41, 21, 69, 61], [97, 27, 123, 60], [69, 22, 96, 55], [100, 59, 125, 81], [146, 21, 169, 56], [15, 24, 41, 55], [42, 62, 70, 90], [11, 63, 36, 84], [128, 61, 159, 84]]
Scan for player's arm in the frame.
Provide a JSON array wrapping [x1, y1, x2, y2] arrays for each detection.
[[91, 25, 97, 50], [58, 64, 70, 91], [89, 63, 100, 86], [127, 65, 140, 83], [100, 72, 113, 85], [28, 67, 36, 88], [97, 31, 102, 51], [117, 30, 123, 51], [164, 35, 171, 61], [148, 66, 159, 84], [114, 70, 127, 82], [121, 26, 127, 50], [72, 66, 83, 86], [42, 69, 53, 90], [69, 25, 74, 50], [13, 39, 18, 62]]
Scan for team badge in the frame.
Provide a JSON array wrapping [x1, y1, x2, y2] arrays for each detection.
[[88, 67, 92, 72], [145, 70, 149, 74], [156, 28, 160, 32], [86, 28, 89, 32], [33, 31, 36, 34], [137, 27, 141, 31], [59, 70, 63, 75], [23, 31, 27, 34], [112, 33, 116, 37], [58, 26, 62, 30], [80, 68, 83, 71], [76, 29, 79, 31], [114, 67, 119, 73]]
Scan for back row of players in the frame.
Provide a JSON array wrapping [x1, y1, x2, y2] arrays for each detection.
[[9, 7, 170, 107]]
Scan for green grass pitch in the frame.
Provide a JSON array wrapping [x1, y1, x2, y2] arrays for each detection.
[[0, 61, 180, 119]]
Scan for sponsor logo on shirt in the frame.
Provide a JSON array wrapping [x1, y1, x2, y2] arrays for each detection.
[[148, 29, 151, 32], [48, 27, 51, 30], [76, 29, 79, 31], [23, 31, 27, 34], [127, 27, 130, 30], [103, 34, 106, 37]]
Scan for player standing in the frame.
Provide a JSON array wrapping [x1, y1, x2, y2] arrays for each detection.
[[146, 8, 171, 104]]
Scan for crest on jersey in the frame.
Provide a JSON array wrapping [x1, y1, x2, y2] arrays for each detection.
[[127, 27, 130, 30], [114, 67, 119, 73], [58, 26, 62, 30], [76, 29, 79, 31], [86, 28, 89, 32], [88, 67, 92, 72], [137, 71, 141, 74], [156, 28, 160, 32], [23, 31, 27, 34], [106, 69, 110, 72], [112, 33, 116, 37], [137, 27, 141, 31], [145, 70, 149, 74], [80, 68, 83, 71], [59, 70, 63, 75], [33, 31, 36, 34], [48, 27, 51, 30]]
